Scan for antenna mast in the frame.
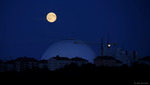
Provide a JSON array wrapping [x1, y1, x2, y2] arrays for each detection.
[[107, 32, 111, 48], [101, 38, 104, 56]]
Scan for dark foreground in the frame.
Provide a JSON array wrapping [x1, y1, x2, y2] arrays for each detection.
[[0, 64, 150, 84]]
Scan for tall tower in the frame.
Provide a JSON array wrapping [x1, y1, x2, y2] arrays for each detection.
[[101, 38, 104, 56], [107, 32, 111, 48]]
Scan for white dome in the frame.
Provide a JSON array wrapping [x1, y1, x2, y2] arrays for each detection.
[[41, 39, 96, 63]]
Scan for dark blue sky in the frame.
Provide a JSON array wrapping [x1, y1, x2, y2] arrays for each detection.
[[0, 0, 150, 60]]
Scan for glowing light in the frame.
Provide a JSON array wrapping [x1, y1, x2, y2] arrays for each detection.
[[108, 44, 111, 48], [46, 12, 57, 23]]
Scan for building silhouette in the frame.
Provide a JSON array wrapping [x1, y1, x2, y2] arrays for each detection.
[[95, 37, 139, 66], [0, 60, 5, 72], [38, 59, 48, 69], [5, 60, 15, 71], [137, 56, 150, 65], [48, 55, 88, 71], [71, 57, 89, 66], [15, 57, 38, 72], [94, 56, 122, 67]]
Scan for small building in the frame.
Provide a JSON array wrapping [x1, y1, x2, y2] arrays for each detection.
[[94, 56, 122, 67], [15, 57, 38, 72], [38, 59, 48, 69], [48, 56, 89, 71], [48, 56, 71, 71], [138, 56, 150, 66], [0, 60, 5, 72], [71, 57, 88, 66], [5, 60, 15, 71], [102, 47, 139, 66]]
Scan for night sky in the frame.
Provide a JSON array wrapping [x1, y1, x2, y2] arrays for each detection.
[[0, 0, 150, 60]]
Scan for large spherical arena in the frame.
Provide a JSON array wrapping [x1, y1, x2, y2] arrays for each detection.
[[41, 39, 96, 63]]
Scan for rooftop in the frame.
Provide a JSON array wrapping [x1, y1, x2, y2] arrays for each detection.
[[52, 55, 88, 61], [94, 56, 122, 63], [139, 56, 150, 61]]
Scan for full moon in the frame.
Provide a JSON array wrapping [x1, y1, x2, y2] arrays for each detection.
[[46, 12, 57, 23]]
